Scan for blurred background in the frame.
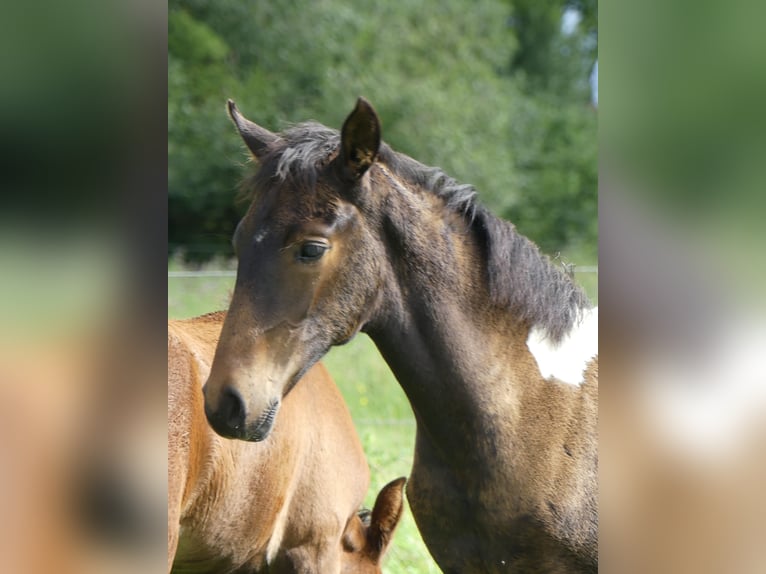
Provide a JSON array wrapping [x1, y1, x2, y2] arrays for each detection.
[[600, 0, 766, 572], [0, 0, 167, 572]]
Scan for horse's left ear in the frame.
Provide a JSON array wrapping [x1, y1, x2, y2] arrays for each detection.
[[340, 97, 381, 180], [366, 477, 406, 560]]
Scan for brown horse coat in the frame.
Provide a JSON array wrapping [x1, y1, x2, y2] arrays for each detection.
[[168, 312, 403, 573]]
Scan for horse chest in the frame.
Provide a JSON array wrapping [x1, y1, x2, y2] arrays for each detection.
[[173, 527, 268, 574], [407, 432, 596, 573], [408, 482, 594, 573], [174, 468, 285, 573]]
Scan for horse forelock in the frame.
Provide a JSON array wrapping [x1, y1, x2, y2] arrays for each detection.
[[274, 122, 340, 186], [238, 122, 341, 206], [357, 508, 372, 527]]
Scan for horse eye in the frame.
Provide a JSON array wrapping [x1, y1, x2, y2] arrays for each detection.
[[297, 241, 329, 262]]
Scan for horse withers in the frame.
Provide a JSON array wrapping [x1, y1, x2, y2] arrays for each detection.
[[205, 99, 597, 572], [168, 312, 405, 573]]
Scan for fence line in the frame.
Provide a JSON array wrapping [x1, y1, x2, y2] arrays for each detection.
[[170, 267, 598, 278], [355, 419, 417, 426], [169, 270, 237, 278]]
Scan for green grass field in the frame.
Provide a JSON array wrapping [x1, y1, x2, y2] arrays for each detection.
[[169, 258, 597, 573]]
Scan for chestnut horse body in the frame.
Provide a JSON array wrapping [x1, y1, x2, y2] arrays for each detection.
[[168, 312, 404, 574], [205, 99, 597, 572]]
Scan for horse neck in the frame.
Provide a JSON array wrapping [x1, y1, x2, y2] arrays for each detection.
[[365, 192, 525, 443], [368, 292, 531, 439], [364, 169, 591, 453]]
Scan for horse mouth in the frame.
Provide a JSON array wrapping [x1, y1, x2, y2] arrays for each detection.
[[245, 400, 280, 442]]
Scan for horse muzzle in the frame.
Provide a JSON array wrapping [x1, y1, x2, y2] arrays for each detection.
[[203, 384, 280, 442], [242, 399, 280, 441]]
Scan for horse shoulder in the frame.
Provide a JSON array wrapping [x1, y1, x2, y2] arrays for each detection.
[[168, 313, 228, 511], [168, 322, 220, 516], [528, 361, 599, 563]]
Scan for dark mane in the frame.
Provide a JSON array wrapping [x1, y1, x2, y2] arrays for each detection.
[[382, 148, 591, 342], [471, 208, 592, 342], [356, 508, 372, 527], [243, 122, 591, 342], [381, 148, 479, 220]]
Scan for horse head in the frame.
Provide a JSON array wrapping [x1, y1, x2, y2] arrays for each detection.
[[203, 99, 387, 441], [341, 477, 406, 573]]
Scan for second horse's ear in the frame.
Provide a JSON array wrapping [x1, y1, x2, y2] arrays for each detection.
[[227, 99, 280, 160], [366, 477, 406, 560], [340, 97, 381, 180]]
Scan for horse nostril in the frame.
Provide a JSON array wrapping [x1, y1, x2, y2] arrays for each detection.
[[220, 386, 246, 430], [205, 385, 247, 438]]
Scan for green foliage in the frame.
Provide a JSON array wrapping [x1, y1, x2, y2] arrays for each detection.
[[168, 0, 597, 264], [510, 0, 564, 83], [510, 0, 597, 96], [506, 94, 597, 259], [168, 6, 243, 260]]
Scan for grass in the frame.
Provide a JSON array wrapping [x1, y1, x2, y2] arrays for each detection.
[[323, 337, 435, 573], [168, 256, 237, 319], [168, 257, 598, 573]]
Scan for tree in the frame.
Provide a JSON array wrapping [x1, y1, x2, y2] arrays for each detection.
[[168, 0, 597, 263]]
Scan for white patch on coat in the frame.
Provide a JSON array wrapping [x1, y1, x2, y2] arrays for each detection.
[[253, 229, 268, 244], [639, 317, 766, 461], [527, 307, 598, 386]]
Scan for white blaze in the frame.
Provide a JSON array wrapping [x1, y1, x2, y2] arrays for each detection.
[[527, 307, 598, 386]]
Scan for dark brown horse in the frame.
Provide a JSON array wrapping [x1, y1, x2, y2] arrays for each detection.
[[204, 99, 598, 573], [169, 312, 405, 573]]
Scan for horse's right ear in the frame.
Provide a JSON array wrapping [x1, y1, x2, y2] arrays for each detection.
[[227, 99, 280, 160], [340, 97, 381, 180]]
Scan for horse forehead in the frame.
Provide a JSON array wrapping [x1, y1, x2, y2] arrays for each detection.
[[251, 182, 350, 230]]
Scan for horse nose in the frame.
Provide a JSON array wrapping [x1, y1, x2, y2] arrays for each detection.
[[205, 386, 246, 439]]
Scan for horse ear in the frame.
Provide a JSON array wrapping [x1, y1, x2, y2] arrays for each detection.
[[341, 515, 366, 553], [340, 97, 381, 179], [366, 477, 406, 560], [227, 99, 280, 160]]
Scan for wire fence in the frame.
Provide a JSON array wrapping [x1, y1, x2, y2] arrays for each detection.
[[168, 266, 598, 319], [169, 267, 598, 278], [168, 270, 237, 278]]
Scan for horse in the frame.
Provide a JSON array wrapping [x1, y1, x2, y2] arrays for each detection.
[[168, 311, 405, 573], [1, 316, 169, 574], [203, 98, 598, 573]]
